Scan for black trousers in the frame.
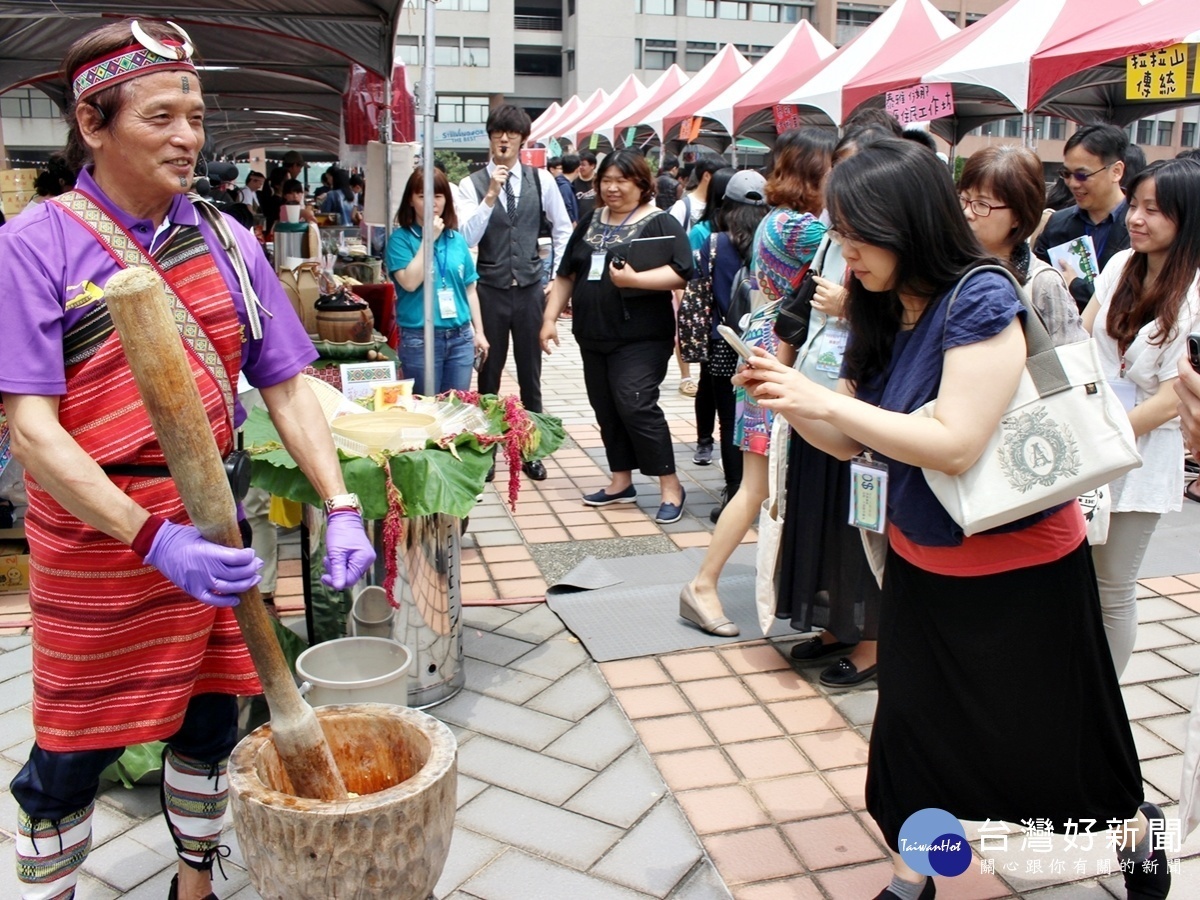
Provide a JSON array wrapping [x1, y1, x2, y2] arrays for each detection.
[[581, 339, 676, 476], [476, 281, 545, 413], [695, 360, 716, 444], [12, 692, 238, 821], [705, 362, 741, 492]]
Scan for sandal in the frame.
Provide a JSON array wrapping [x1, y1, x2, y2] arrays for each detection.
[[1186, 481, 1200, 504], [678, 377, 699, 397]]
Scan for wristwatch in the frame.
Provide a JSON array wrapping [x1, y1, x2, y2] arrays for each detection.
[[323, 492, 362, 515]]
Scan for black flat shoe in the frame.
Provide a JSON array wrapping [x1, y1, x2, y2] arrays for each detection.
[[820, 656, 877, 687], [168, 873, 219, 900], [789, 636, 857, 662], [1125, 803, 1171, 899], [873, 877, 934, 900], [522, 459, 547, 481], [582, 485, 638, 506]]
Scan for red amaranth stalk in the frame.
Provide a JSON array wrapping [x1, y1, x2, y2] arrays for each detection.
[[382, 463, 406, 608]]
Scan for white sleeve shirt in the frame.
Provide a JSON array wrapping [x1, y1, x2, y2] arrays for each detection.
[[456, 161, 572, 265]]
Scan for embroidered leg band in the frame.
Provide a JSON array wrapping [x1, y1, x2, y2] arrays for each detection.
[[15, 803, 93, 900], [161, 747, 229, 870]]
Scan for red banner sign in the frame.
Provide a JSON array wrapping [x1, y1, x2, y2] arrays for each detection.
[[884, 82, 955, 126], [773, 104, 802, 135]]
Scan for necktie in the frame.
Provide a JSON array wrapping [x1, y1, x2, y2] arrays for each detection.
[[504, 175, 517, 220]]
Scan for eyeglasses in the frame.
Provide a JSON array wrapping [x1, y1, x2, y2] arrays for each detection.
[[828, 229, 865, 248], [959, 196, 1010, 217], [1057, 162, 1114, 183], [489, 130, 523, 140]]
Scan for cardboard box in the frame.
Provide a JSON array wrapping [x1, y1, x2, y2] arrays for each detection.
[[0, 168, 37, 192], [1, 191, 30, 217], [0, 527, 29, 595]]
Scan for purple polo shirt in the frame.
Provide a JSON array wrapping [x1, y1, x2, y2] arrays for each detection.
[[0, 168, 316, 425]]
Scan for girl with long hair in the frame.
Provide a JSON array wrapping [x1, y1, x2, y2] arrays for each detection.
[[679, 130, 830, 636], [737, 138, 1157, 900], [386, 167, 488, 394], [1084, 157, 1200, 676]]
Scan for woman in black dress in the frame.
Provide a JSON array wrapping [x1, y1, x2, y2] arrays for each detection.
[[738, 139, 1161, 900], [540, 150, 692, 524]]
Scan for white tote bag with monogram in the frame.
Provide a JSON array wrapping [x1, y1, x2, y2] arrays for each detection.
[[913, 266, 1142, 536]]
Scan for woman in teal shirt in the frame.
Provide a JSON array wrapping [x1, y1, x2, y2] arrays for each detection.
[[387, 168, 488, 394]]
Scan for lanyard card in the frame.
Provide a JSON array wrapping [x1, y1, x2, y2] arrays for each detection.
[[588, 251, 607, 281], [849, 454, 888, 534], [815, 321, 849, 373], [437, 287, 457, 319]]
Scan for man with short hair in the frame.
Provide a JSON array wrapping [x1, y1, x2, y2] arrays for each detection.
[[553, 155, 579, 224], [455, 105, 572, 480], [574, 149, 597, 220], [281, 149, 305, 182], [238, 170, 265, 212], [1034, 123, 1130, 311]]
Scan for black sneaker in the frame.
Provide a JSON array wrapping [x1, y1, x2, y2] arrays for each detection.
[[693, 438, 714, 466], [709, 486, 732, 523]]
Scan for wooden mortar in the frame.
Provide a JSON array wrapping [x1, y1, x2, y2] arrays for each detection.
[[228, 703, 457, 899]]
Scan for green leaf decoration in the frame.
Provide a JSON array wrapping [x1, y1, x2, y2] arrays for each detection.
[[100, 741, 166, 788], [243, 397, 564, 520]]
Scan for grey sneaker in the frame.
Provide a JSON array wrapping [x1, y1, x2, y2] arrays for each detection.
[[693, 438, 714, 466]]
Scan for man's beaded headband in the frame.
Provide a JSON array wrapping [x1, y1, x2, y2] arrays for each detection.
[[71, 20, 196, 103]]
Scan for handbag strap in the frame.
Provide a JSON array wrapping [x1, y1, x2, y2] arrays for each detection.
[[939, 264, 1070, 398]]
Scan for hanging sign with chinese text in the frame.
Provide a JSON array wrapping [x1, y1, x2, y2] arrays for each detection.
[[884, 83, 955, 126], [773, 104, 803, 135], [1126, 44, 1190, 100]]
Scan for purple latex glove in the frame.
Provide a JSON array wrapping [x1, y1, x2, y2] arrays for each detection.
[[322, 510, 376, 590], [145, 521, 263, 607]]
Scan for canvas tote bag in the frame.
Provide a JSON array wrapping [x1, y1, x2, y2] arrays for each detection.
[[912, 265, 1141, 536], [755, 413, 790, 634]]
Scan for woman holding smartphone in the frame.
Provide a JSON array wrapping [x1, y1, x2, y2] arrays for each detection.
[[1083, 156, 1200, 677], [737, 138, 1159, 900]]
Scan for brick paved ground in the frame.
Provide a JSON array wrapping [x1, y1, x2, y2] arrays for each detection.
[[0, 318, 1198, 898]]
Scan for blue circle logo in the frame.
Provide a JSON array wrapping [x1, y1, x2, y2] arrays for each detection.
[[898, 808, 971, 877]]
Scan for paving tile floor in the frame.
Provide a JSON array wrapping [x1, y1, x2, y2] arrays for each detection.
[[1, 319, 1200, 897]]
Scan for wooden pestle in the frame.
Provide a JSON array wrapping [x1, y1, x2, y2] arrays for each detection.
[[104, 266, 348, 802]]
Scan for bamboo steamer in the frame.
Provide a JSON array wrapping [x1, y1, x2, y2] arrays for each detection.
[[228, 703, 457, 900]]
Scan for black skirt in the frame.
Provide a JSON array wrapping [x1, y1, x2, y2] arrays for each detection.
[[775, 430, 881, 641], [866, 542, 1143, 850]]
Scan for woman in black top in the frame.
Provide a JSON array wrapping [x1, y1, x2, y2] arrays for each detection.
[[541, 150, 693, 524]]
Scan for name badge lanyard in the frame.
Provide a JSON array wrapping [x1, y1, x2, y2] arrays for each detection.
[[417, 226, 458, 320], [589, 207, 638, 282]]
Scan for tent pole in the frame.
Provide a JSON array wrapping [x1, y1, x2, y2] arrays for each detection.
[[1022, 110, 1033, 150], [421, 0, 437, 396]]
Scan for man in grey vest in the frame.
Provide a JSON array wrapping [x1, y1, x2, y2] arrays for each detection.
[[456, 105, 572, 480]]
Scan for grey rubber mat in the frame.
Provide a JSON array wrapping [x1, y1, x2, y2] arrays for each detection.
[[546, 547, 789, 661]]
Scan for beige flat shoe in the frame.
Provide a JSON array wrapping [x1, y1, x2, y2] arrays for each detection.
[[679, 583, 739, 637]]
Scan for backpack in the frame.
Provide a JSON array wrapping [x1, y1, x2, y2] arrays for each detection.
[[723, 263, 755, 335]]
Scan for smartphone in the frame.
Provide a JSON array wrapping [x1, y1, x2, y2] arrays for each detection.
[[1189, 332, 1200, 370], [717, 324, 753, 361]]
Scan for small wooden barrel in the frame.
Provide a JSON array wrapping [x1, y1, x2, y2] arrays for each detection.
[[228, 703, 457, 899], [315, 304, 374, 344]]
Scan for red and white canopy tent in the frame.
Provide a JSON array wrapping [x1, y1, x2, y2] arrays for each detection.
[[590, 65, 690, 147], [529, 101, 562, 138], [531, 95, 582, 145], [562, 74, 648, 148], [1031, 0, 1200, 126], [693, 21, 835, 142], [635, 44, 751, 148], [733, 0, 959, 145], [841, 0, 1149, 143], [532, 89, 609, 144]]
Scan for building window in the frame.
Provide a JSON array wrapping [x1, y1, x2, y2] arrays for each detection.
[[752, 3, 780, 21], [1003, 117, 1021, 138], [407, 0, 489, 8], [781, 1, 813, 21], [0, 88, 56, 119], [437, 95, 489, 123], [463, 38, 489, 67], [568, 0, 575, 13], [434, 37, 460, 66], [395, 36, 421, 66], [1157, 121, 1174, 146], [636, 0, 677, 14], [719, 1, 749, 19], [567, 50, 575, 71], [836, 6, 881, 43], [1183, 122, 1197, 148], [1033, 115, 1047, 140], [515, 51, 562, 76], [640, 39, 677, 70], [1049, 116, 1066, 140], [687, 0, 716, 16], [686, 41, 717, 71], [1136, 119, 1154, 145]]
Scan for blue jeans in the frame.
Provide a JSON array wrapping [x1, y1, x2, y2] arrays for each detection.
[[400, 323, 476, 395]]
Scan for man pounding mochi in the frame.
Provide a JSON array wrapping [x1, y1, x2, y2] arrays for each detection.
[[0, 20, 375, 900]]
